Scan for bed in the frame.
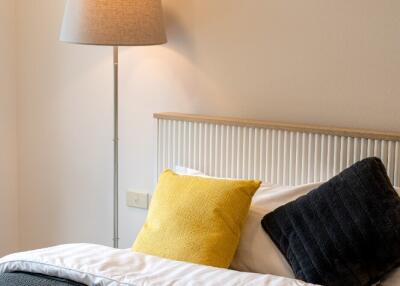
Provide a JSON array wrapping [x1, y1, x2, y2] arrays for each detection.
[[1, 112, 400, 286]]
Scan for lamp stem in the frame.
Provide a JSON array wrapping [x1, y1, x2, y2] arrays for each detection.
[[113, 46, 119, 248]]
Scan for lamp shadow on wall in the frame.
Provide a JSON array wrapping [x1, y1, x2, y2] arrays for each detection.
[[121, 2, 231, 115], [162, 4, 195, 60]]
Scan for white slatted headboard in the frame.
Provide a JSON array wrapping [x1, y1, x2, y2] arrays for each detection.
[[154, 113, 400, 187]]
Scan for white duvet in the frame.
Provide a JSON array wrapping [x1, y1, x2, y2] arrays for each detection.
[[0, 243, 317, 286]]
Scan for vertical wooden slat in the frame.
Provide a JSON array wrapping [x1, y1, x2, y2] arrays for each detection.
[[248, 128, 255, 179], [282, 131, 289, 185], [393, 142, 400, 186], [301, 133, 307, 184], [270, 130, 276, 183], [320, 135, 326, 181], [276, 130, 283, 184], [388, 141, 394, 185], [288, 132, 295, 185], [243, 127, 249, 179], [295, 132, 301, 185], [346, 137, 352, 168], [307, 134, 313, 182], [314, 134, 320, 182], [254, 128, 260, 180]]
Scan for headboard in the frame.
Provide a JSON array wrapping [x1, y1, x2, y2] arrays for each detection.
[[154, 113, 400, 187]]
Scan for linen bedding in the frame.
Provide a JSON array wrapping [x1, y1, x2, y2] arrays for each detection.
[[0, 243, 316, 286]]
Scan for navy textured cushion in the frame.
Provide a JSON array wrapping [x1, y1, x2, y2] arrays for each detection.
[[261, 157, 400, 286]]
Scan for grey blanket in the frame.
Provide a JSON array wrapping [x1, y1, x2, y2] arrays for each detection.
[[0, 272, 86, 286]]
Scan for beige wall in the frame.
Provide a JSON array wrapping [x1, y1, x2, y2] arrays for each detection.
[[0, 0, 18, 256], [16, 0, 400, 250]]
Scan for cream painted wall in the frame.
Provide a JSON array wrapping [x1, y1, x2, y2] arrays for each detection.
[[16, 0, 400, 249], [0, 0, 18, 256]]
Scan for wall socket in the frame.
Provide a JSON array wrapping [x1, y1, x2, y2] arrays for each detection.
[[126, 190, 149, 209]]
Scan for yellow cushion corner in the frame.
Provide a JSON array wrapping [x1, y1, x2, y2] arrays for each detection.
[[132, 169, 261, 268]]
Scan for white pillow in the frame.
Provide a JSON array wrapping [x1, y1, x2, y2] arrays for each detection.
[[230, 183, 322, 277], [173, 166, 204, 176]]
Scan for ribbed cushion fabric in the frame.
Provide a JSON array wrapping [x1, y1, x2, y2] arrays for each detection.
[[261, 157, 400, 286]]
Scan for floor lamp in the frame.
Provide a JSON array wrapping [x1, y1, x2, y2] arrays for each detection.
[[59, 0, 167, 248]]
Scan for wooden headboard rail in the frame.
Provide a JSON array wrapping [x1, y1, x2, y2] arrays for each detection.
[[154, 113, 400, 142]]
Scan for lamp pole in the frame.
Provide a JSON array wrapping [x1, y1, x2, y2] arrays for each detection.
[[113, 46, 119, 248]]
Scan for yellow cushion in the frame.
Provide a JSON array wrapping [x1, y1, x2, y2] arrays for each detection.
[[132, 169, 261, 268]]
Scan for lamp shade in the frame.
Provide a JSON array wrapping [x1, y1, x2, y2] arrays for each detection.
[[60, 0, 167, 46]]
